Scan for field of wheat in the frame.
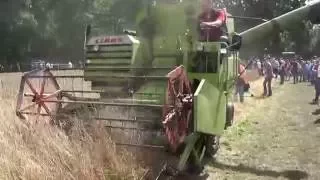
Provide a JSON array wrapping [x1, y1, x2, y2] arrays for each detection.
[[0, 71, 144, 180]]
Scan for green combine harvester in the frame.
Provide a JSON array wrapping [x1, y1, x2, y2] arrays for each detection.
[[16, 0, 320, 178], [83, 0, 239, 174]]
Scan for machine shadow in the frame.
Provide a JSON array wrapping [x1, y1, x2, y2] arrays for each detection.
[[311, 109, 320, 115], [172, 173, 209, 180], [314, 119, 320, 124], [207, 161, 308, 180]]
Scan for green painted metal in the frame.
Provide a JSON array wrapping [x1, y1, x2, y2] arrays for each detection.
[[194, 79, 226, 136], [177, 133, 201, 171], [133, 81, 167, 104], [177, 132, 208, 171], [182, 40, 231, 135]]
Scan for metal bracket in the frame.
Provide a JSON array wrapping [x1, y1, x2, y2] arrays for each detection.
[[224, 91, 228, 96], [156, 163, 180, 180]]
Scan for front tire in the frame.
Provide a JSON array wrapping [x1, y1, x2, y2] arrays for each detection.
[[205, 135, 220, 158], [225, 102, 234, 129]]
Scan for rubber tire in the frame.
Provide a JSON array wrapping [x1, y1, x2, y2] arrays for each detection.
[[225, 102, 234, 129], [205, 135, 220, 158]]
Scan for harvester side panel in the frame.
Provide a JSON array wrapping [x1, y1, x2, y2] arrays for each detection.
[[194, 79, 226, 136], [227, 56, 236, 86], [218, 56, 226, 87]]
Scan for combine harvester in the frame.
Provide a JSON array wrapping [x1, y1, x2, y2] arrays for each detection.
[[15, 0, 320, 179]]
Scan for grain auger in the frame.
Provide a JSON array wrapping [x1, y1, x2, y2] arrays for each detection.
[[16, 0, 320, 179]]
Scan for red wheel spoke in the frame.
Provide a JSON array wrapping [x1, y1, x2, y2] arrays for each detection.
[[16, 69, 62, 124], [40, 77, 47, 95], [20, 102, 37, 111], [40, 102, 51, 115], [25, 78, 39, 96], [163, 65, 192, 152], [42, 90, 62, 100]]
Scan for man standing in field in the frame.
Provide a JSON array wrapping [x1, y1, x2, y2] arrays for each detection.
[[271, 58, 280, 79], [235, 62, 247, 103], [263, 59, 273, 97], [291, 59, 299, 84], [312, 60, 320, 104], [279, 59, 286, 85]]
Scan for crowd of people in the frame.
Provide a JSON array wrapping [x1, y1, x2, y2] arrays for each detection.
[[235, 55, 320, 103]]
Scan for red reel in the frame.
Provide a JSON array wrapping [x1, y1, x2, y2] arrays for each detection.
[[16, 69, 62, 124], [163, 65, 193, 152]]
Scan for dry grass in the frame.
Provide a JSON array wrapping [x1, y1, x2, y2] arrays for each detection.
[[0, 72, 145, 180], [0, 68, 264, 180], [208, 79, 319, 180]]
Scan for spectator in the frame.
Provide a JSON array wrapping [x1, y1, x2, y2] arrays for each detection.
[[256, 60, 262, 76], [312, 60, 320, 104], [304, 61, 311, 82], [68, 61, 73, 69], [291, 60, 299, 84], [46, 62, 51, 69], [279, 59, 286, 85], [235, 62, 247, 103], [271, 58, 280, 79], [263, 59, 273, 97]]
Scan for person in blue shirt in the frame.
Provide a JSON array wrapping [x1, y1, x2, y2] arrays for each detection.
[[304, 61, 311, 82]]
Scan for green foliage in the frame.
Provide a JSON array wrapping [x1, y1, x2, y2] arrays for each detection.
[[0, 0, 144, 65]]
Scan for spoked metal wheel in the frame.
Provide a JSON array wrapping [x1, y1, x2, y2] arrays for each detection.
[[16, 69, 62, 125], [163, 65, 192, 153]]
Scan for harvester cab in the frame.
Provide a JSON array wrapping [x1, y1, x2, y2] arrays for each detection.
[[15, 0, 320, 179]]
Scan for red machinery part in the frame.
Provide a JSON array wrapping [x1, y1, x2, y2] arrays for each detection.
[[16, 69, 62, 124], [163, 65, 193, 152]]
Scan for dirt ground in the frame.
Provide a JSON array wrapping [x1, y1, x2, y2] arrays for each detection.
[[203, 77, 320, 180]]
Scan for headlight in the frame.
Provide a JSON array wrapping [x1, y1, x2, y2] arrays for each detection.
[[93, 45, 99, 51], [86, 59, 91, 64], [220, 48, 227, 54], [197, 43, 204, 51]]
